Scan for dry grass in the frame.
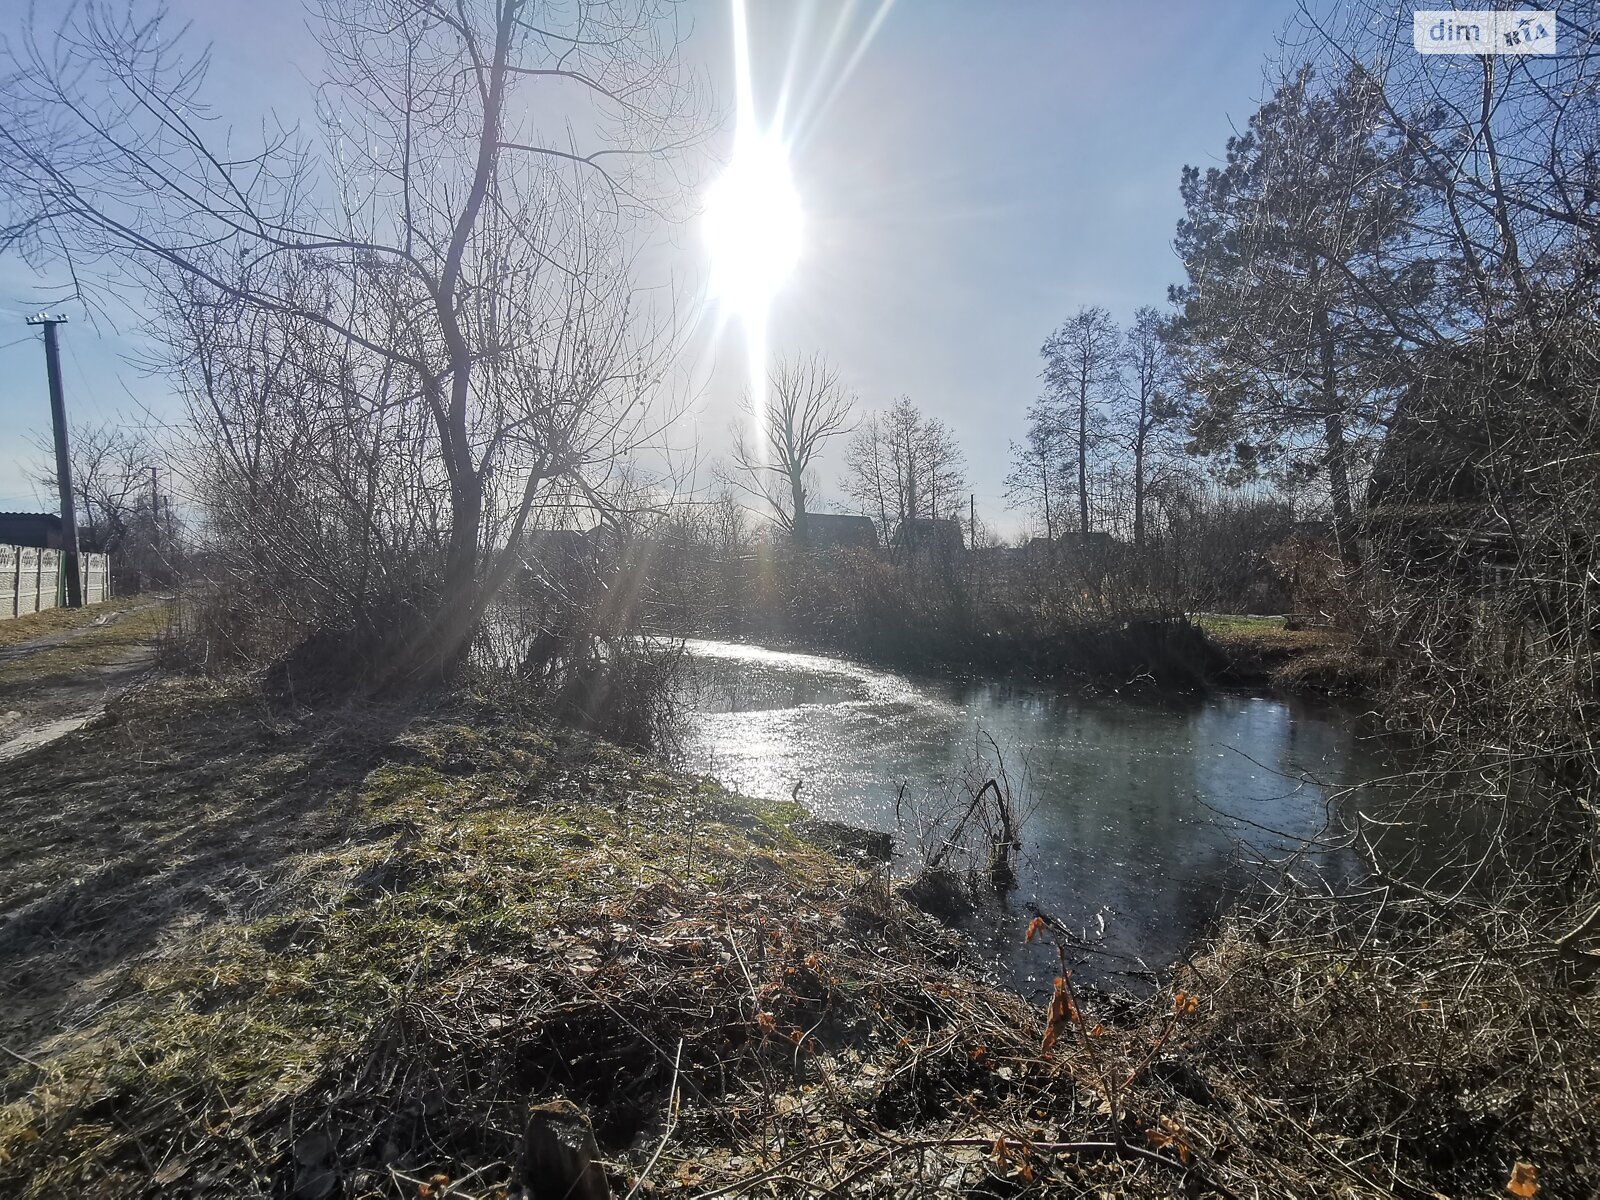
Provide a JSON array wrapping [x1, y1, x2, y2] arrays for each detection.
[[1197, 614, 1340, 653], [0, 602, 167, 696], [1198, 616, 1380, 693], [1, 678, 1593, 1198], [0, 593, 149, 651], [1184, 892, 1599, 1200]]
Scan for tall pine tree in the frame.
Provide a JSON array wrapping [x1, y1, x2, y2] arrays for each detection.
[[1168, 65, 1430, 562]]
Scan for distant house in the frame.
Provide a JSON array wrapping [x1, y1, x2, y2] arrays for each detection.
[[798, 513, 877, 549], [1059, 530, 1114, 552], [892, 516, 964, 555], [1364, 367, 1515, 585], [0, 512, 109, 552]]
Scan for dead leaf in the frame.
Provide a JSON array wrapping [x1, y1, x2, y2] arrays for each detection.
[[1507, 1161, 1539, 1198], [1041, 977, 1072, 1053], [1025, 917, 1045, 943]]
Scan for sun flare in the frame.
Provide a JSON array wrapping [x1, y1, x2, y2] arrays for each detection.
[[703, 0, 805, 424], [703, 128, 803, 323]]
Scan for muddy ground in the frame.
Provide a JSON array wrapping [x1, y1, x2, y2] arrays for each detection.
[[0, 598, 167, 760]]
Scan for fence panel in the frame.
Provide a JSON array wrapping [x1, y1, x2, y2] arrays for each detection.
[[38, 550, 60, 612], [1, 546, 14, 618], [16, 548, 40, 615], [0, 546, 115, 619], [82, 554, 108, 604]]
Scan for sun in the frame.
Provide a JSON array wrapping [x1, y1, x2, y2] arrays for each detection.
[[703, 126, 803, 323]]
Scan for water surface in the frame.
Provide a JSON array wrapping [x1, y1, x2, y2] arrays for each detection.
[[678, 639, 1397, 993]]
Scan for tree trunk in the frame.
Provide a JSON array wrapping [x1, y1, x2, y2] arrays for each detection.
[[905, 430, 918, 521], [1042, 454, 1053, 542], [1323, 410, 1358, 569], [790, 470, 808, 545], [1133, 435, 1146, 550], [398, 0, 515, 685], [1077, 379, 1090, 535], [1316, 295, 1359, 570], [437, 475, 484, 677]]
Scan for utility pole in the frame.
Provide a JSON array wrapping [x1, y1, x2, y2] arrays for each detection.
[[150, 464, 161, 562], [968, 493, 977, 601], [27, 313, 81, 607]]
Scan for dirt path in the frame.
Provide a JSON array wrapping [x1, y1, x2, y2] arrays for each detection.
[[0, 600, 168, 761]]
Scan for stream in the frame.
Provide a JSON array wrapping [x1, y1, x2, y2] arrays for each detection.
[[676, 638, 1404, 994]]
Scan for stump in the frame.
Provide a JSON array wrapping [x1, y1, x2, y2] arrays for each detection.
[[517, 1098, 610, 1200]]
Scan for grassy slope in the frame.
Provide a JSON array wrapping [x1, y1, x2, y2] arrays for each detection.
[[0, 594, 150, 652], [0, 679, 1592, 1198], [1195, 614, 1377, 692]]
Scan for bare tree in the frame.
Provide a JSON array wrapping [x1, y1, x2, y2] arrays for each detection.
[[842, 396, 967, 539], [1113, 307, 1185, 549], [1040, 306, 1120, 535], [31, 419, 152, 555], [1005, 398, 1066, 541], [726, 354, 855, 542], [0, 0, 704, 680]]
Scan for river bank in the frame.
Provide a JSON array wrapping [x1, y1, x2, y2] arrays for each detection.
[[1194, 615, 1380, 695], [663, 612, 1377, 701], [2, 676, 1593, 1197]]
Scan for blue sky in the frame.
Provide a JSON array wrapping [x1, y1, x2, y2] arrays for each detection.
[[0, 0, 1297, 527]]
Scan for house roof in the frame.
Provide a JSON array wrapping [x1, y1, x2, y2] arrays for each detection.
[[800, 513, 877, 546], [0, 512, 113, 553], [892, 516, 964, 550], [0, 512, 61, 550]]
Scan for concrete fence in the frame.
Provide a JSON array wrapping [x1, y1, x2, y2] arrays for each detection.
[[0, 545, 113, 619]]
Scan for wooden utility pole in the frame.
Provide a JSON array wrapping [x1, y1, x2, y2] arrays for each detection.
[[27, 313, 81, 607], [969, 493, 977, 603], [150, 465, 160, 559]]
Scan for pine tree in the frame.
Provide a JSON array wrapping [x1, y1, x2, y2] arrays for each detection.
[[1168, 65, 1429, 562]]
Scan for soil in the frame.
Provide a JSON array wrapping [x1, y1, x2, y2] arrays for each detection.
[[0, 598, 167, 760]]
